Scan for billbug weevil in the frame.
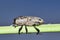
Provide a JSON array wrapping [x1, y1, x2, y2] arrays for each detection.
[[12, 16, 44, 34]]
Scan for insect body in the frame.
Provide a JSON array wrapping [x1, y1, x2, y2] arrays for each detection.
[[13, 16, 44, 34]]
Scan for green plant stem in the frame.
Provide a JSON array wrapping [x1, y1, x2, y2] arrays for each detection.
[[0, 24, 60, 34]]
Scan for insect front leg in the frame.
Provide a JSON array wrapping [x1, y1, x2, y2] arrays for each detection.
[[18, 25, 23, 34], [33, 24, 40, 35], [25, 25, 28, 34], [12, 24, 18, 28]]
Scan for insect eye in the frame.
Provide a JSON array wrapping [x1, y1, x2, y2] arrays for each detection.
[[39, 19, 41, 21]]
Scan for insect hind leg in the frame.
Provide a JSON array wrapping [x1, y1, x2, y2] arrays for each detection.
[[33, 24, 40, 35]]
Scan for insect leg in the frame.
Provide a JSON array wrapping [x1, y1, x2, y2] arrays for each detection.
[[13, 24, 18, 28], [33, 24, 40, 35], [18, 25, 23, 34], [25, 25, 28, 34]]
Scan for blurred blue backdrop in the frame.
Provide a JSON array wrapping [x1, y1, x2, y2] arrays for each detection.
[[0, 0, 60, 40], [0, 0, 60, 25]]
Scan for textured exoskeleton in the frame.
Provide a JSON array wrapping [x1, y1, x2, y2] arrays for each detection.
[[13, 16, 44, 34]]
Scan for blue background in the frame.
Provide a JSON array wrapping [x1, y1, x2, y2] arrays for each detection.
[[0, 0, 60, 40], [0, 33, 60, 40], [0, 0, 60, 25]]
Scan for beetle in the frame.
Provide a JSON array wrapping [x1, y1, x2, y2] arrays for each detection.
[[12, 16, 44, 34]]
